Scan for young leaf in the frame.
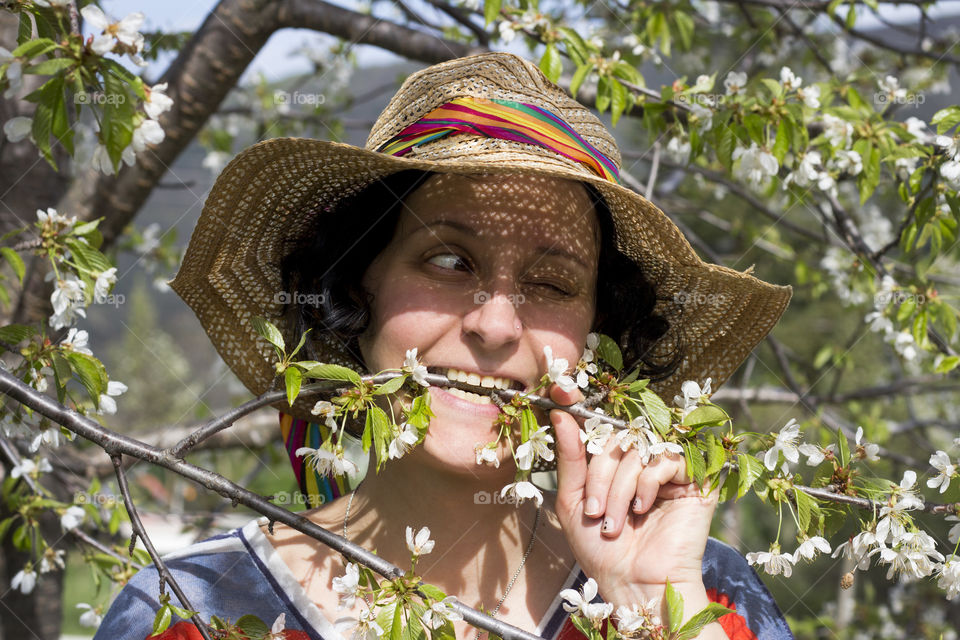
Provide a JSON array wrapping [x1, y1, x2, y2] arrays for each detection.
[[374, 374, 407, 396], [302, 363, 363, 385], [675, 602, 733, 640], [737, 453, 764, 499], [1, 248, 25, 283], [595, 334, 623, 370], [540, 43, 562, 83], [521, 407, 538, 441], [251, 316, 285, 352], [0, 324, 36, 345], [484, 0, 502, 27], [836, 429, 850, 467], [285, 366, 302, 406], [665, 579, 684, 634], [152, 605, 173, 635], [681, 405, 727, 430]]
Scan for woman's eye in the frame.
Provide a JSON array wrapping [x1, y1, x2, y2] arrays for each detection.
[[426, 253, 470, 271], [527, 281, 574, 297]]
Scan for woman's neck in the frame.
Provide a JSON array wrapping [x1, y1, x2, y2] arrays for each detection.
[[341, 451, 543, 599]]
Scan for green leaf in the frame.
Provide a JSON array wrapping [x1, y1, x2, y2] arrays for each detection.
[[289, 328, 311, 359], [1, 248, 25, 284], [235, 614, 270, 638], [251, 316, 285, 352], [152, 605, 173, 635], [418, 583, 447, 601], [683, 440, 706, 487], [743, 113, 766, 146], [24, 57, 75, 75], [595, 334, 622, 370], [0, 323, 36, 345], [302, 363, 363, 385], [169, 604, 198, 620], [639, 389, 672, 432], [931, 106, 960, 135], [596, 75, 611, 113], [558, 27, 588, 65], [676, 603, 733, 640], [837, 428, 850, 467], [794, 487, 817, 535], [772, 117, 792, 164], [704, 433, 727, 476], [539, 43, 562, 84], [374, 374, 407, 395], [64, 238, 112, 273], [370, 406, 391, 468], [285, 366, 302, 406], [102, 71, 135, 169], [681, 405, 727, 429], [390, 597, 403, 640], [610, 79, 628, 126], [737, 453, 764, 499], [484, 0, 502, 27], [569, 63, 593, 99], [521, 407, 538, 441], [665, 579, 684, 634], [672, 11, 695, 50], [65, 352, 109, 405], [935, 355, 960, 374], [11, 38, 58, 59]]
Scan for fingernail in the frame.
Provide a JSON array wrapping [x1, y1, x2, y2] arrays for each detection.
[[632, 498, 642, 512], [585, 497, 601, 516], [601, 517, 613, 532]]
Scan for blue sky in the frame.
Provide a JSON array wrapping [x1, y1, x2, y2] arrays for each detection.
[[98, 0, 960, 83]]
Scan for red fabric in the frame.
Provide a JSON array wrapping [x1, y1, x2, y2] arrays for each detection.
[[147, 620, 311, 640], [554, 590, 758, 640]]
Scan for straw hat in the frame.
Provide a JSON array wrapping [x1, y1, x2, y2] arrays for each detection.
[[171, 51, 792, 424]]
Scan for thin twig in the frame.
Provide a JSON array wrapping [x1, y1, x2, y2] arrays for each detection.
[[112, 454, 214, 640]]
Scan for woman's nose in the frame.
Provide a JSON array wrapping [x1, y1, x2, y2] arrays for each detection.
[[462, 289, 523, 348]]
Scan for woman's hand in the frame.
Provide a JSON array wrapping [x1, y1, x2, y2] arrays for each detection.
[[548, 384, 720, 616]]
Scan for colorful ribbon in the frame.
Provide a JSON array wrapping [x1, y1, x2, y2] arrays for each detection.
[[376, 96, 620, 184], [280, 412, 353, 507]]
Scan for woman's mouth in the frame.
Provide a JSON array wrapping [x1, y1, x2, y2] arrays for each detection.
[[425, 366, 526, 411]]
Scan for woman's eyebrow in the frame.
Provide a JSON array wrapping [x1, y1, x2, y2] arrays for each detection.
[[405, 219, 474, 238]]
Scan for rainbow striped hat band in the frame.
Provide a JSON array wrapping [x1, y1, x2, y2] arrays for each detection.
[[375, 97, 621, 184]]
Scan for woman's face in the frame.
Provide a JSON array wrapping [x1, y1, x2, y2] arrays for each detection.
[[358, 172, 601, 473]]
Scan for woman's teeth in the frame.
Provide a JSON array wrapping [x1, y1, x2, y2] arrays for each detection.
[[445, 387, 493, 404], [445, 368, 515, 390]]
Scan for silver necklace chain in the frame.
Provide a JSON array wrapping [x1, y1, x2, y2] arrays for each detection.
[[342, 490, 542, 640]]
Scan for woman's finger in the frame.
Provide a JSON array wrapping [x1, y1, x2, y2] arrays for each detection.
[[551, 384, 589, 511], [633, 453, 689, 515], [599, 447, 643, 536], [582, 434, 624, 519]]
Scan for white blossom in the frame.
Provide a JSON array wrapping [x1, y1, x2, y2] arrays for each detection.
[[498, 20, 518, 43], [874, 530, 943, 580], [935, 134, 959, 160], [310, 400, 338, 431], [93, 267, 117, 301], [332, 563, 361, 610], [764, 418, 801, 470], [296, 445, 358, 477], [62, 328, 93, 355], [388, 422, 419, 460], [421, 596, 463, 629], [475, 443, 499, 468], [822, 113, 853, 149], [724, 71, 747, 95], [49, 274, 87, 330], [779, 66, 802, 91], [3, 116, 31, 142], [615, 416, 659, 461], [798, 84, 820, 109], [543, 345, 576, 392], [61, 505, 86, 530], [405, 526, 435, 556], [97, 380, 128, 415], [516, 425, 555, 470], [855, 426, 880, 461], [732, 142, 779, 186], [893, 330, 917, 361], [131, 119, 164, 153], [1, 47, 22, 99], [402, 348, 429, 387], [560, 578, 614, 622], [746, 546, 796, 577], [615, 601, 661, 635], [39, 548, 65, 573], [674, 378, 711, 417], [144, 83, 174, 120], [81, 6, 145, 59], [938, 555, 960, 599], [832, 149, 862, 176], [76, 603, 102, 628], [664, 136, 691, 164], [878, 75, 907, 104], [500, 480, 543, 506], [581, 412, 614, 456], [904, 117, 933, 143], [832, 529, 879, 571], [927, 450, 955, 494], [947, 515, 960, 545], [793, 536, 831, 562], [11, 567, 36, 594], [11, 457, 52, 479]]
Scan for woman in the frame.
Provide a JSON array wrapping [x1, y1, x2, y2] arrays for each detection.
[[96, 53, 794, 639]]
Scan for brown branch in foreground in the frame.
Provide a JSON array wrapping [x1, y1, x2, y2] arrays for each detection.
[[111, 454, 214, 640], [0, 369, 545, 640]]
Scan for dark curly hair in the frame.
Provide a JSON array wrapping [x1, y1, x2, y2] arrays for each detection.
[[281, 170, 682, 380]]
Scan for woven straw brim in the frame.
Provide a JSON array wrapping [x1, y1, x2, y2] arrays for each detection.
[[170, 135, 792, 424]]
